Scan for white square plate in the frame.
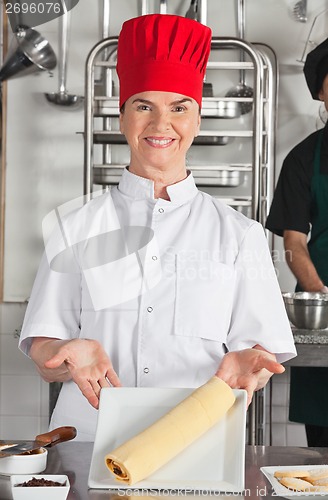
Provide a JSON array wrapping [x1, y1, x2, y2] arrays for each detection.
[[88, 386, 247, 492], [261, 465, 328, 499]]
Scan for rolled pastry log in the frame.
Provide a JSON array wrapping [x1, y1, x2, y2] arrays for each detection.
[[105, 376, 236, 485]]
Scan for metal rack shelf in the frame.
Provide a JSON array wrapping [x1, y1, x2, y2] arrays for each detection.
[[93, 96, 248, 119], [92, 129, 255, 146], [92, 164, 251, 188]]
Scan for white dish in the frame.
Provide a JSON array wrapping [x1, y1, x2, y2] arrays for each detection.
[[10, 474, 69, 500], [88, 386, 247, 492], [0, 447, 47, 476], [261, 465, 328, 499]]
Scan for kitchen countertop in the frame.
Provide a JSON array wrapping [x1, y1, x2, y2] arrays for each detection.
[[248, 327, 328, 446], [1, 442, 328, 499], [285, 326, 328, 367], [292, 326, 328, 344]]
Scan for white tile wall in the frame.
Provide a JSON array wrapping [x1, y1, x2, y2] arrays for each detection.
[[0, 303, 49, 439], [265, 369, 307, 447]]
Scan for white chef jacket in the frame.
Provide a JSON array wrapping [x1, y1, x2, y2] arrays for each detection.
[[19, 168, 296, 440]]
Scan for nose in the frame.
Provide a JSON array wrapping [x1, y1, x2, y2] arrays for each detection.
[[151, 109, 170, 132]]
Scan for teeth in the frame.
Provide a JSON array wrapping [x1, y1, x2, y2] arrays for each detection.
[[147, 138, 172, 145]]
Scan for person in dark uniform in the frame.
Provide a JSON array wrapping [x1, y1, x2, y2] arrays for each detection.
[[266, 38, 328, 447]]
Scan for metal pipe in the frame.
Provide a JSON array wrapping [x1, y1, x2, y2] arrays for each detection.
[[212, 37, 264, 220], [141, 0, 147, 15], [238, 0, 246, 85], [84, 37, 118, 197], [159, 0, 167, 14], [253, 43, 279, 228], [237, 0, 245, 39], [58, 9, 70, 94], [102, 0, 110, 39], [198, 0, 207, 25]]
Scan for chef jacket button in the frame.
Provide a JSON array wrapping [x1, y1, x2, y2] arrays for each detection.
[[152, 255, 158, 261], [158, 208, 164, 213], [144, 367, 149, 374], [147, 306, 153, 313]]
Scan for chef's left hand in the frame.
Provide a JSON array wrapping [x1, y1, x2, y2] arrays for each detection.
[[215, 344, 284, 406]]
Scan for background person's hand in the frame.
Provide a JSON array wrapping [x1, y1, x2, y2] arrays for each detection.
[[215, 344, 284, 406]]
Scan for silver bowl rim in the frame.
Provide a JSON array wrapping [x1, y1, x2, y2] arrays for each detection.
[[282, 291, 328, 305]]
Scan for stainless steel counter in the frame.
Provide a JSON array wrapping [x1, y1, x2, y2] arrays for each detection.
[[1, 442, 328, 499], [292, 327, 328, 345], [248, 327, 328, 446], [286, 327, 328, 367]]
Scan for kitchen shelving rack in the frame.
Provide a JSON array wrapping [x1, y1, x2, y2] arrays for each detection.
[[83, 37, 278, 445]]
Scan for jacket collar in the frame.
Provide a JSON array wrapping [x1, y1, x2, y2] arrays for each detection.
[[118, 167, 198, 205]]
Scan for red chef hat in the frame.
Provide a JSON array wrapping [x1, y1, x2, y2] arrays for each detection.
[[116, 14, 212, 108]]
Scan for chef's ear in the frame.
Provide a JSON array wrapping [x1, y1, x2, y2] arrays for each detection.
[[119, 103, 125, 134], [195, 112, 201, 137]]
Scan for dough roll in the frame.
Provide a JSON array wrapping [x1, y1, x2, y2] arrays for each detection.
[[105, 376, 236, 485]]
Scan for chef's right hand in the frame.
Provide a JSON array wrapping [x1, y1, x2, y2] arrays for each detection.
[[30, 337, 121, 409]]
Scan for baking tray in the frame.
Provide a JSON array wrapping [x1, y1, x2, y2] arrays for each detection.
[[88, 387, 247, 492], [191, 169, 243, 186]]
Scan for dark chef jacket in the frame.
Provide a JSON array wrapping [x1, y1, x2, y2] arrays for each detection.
[[266, 122, 328, 236], [266, 121, 328, 426]]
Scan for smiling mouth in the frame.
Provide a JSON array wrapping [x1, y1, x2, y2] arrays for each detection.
[[145, 137, 174, 147]]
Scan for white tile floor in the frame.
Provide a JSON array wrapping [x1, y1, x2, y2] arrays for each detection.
[[0, 302, 308, 445]]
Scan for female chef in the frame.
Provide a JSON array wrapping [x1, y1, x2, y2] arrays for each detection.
[[19, 13, 296, 440]]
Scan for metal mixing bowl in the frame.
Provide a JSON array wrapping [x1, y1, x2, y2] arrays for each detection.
[[282, 292, 328, 330]]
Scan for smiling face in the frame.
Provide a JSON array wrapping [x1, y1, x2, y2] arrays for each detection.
[[119, 91, 201, 178]]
